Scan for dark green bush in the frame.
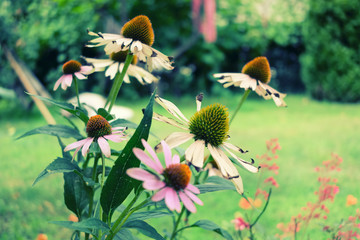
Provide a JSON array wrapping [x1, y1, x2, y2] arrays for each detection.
[[301, 0, 360, 102]]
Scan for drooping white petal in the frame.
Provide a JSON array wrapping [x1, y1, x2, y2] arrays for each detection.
[[185, 140, 205, 168], [222, 145, 259, 173], [152, 112, 188, 130], [105, 62, 119, 80], [155, 132, 194, 152], [207, 144, 239, 179], [155, 96, 189, 123]]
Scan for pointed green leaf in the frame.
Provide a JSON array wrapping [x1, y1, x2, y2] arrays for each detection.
[[110, 118, 138, 129], [115, 229, 136, 240], [100, 92, 155, 218], [64, 172, 91, 217], [98, 108, 114, 121], [51, 218, 109, 234], [123, 220, 165, 240], [197, 176, 236, 194], [29, 94, 89, 123], [190, 220, 233, 240], [33, 157, 79, 186], [126, 211, 172, 222], [17, 124, 83, 140]]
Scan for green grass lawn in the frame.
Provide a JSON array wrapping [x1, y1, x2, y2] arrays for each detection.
[[1, 94, 359, 240]]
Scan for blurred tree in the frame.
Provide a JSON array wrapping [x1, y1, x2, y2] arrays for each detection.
[[1, 0, 309, 102], [301, 0, 360, 102]]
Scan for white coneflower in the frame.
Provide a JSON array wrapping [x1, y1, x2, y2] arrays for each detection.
[[83, 50, 158, 84], [153, 94, 259, 194], [87, 15, 174, 72], [214, 57, 287, 107]]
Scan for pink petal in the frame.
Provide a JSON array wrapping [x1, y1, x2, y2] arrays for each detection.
[[53, 75, 65, 91], [165, 188, 181, 212], [81, 137, 94, 157], [143, 180, 166, 190], [152, 187, 168, 202], [184, 189, 203, 205], [141, 139, 163, 169], [64, 138, 88, 152], [103, 134, 124, 143], [98, 137, 111, 157], [64, 74, 73, 87], [161, 140, 172, 167], [133, 148, 163, 173], [179, 191, 196, 213], [172, 154, 180, 164], [80, 66, 93, 74], [74, 72, 87, 80], [126, 168, 158, 181], [186, 184, 200, 194]]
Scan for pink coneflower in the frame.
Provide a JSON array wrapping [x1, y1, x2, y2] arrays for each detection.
[[54, 60, 93, 91], [127, 139, 203, 213], [64, 115, 126, 158]]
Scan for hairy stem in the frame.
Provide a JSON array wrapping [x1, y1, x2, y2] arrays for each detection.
[[106, 53, 134, 112], [230, 89, 251, 125]]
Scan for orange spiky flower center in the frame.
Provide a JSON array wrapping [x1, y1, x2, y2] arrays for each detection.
[[189, 104, 229, 147], [162, 164, 191, 191], [62, 60, 82, 74], [86, 115, 112, 138], [110, 51, 138, 64], [121, 15, 155, 46], [242, 57, 271, 84]]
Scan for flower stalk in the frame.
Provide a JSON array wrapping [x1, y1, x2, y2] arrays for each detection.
[[230, 89, 251, 125], [170, 206, 186, 240], [73, 75, 82, 109], [106, 53, 134, 112]]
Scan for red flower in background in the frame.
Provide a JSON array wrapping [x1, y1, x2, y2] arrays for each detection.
[[192, 0, 217, 43]]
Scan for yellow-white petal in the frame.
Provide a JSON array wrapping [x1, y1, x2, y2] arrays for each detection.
[[155, 96, 189, 123], [222, 145, 259, 173], [155, 132, 194, 152], [153, 112, 188, 130], [185, 140, 205, 168], [207, 144, 239, 178]]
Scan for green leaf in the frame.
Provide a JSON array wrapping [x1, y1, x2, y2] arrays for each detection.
[[29, 94, 89, 123], [123, 220, 165, 240], [197, 176, 236, 194], [64, 171, 91, 217], [115, 229, 137, 240], [17, 124, 84, 140], [51, 218, 109, 234], [100, 92, 155, 218], [98, 108, 114, 121], [126, 211, 172, 222], [33, 157, 79, 186], [190, 220, 233, 240], [110, 118, 138, 129]]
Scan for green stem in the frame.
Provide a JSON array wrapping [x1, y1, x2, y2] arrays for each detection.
[[250, 188, 272, 228], [170, 206, 186, 240], [105, 192, 142, 240], [230, 89, 251, 126], [73, 75, 81, 109], [113, 198, 150, 233], [85, 157, 99, 240], [99, 153, 106, 238], [106, 53, 134, 112]]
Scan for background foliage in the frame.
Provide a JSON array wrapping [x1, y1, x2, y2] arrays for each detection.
[[301, 0, 360, 102], [1, 0, 309, 100]]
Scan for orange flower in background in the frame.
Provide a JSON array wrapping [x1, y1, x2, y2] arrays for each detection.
[[239, 197, 262, 209], [68, 214, 79, 222], [36, 233, 48, 240], [346, 195, 358, 206]]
